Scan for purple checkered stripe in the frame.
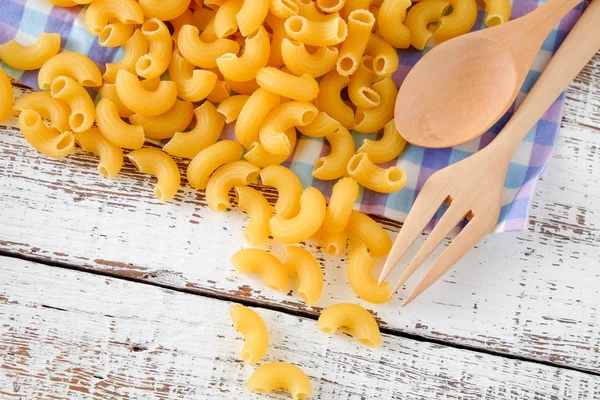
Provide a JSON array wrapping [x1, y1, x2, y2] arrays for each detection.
[[1, 0, 584, 232]]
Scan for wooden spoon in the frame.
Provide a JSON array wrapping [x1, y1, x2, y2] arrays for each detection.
[[395, 0, 582, 148]]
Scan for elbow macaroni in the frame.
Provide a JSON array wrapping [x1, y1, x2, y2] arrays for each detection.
[[284, 15, 348, 47], [177, 25, 240, 69], [260, 165, 303, 219], [347, 244, 391, 304], [434, 0, 478, 43], [281, 39, 338, 78], [187, 140, 244, 190], [50, 76, 95, 133], [103, 29, 149, 84], [337, 9, 376, 76], [214, 0, 244, 38], [217, 95, 250, 124], [127, 148, 181, 201], [237, 0, 270, 36], [231, 248, 288, 292], [354, 76, 396, 133], [115, 70, 177, 117], [247, 362, 312, 399], [0, 33, 61, 70], [269, 187, 326, 244], [404, 0, 450, 50], [377, 0, 411, 49], [244, 129, 297, 168], [347, 152, 407, 194], [38, 52, 103, 90], [365, 33, 399, 76], [229, 305, 269, 364], [312, 126, 355, 181], [357, 119, 406, 163], [84, 0, 144, 36], [169, 49, 218, 102], [259, 101, 318, 155], [216, 26, 270, 82], [164, 101, 225, 159], [18, 109, 75, 158], [235, 185, 272, 246], [317, 302, 382, 347], [95, 98, 145, 149], [297, 112, 341, 138], [206, 161, 260, 212], [235, 88, 281, 148], [283, 246, 324, 307], [256, 67, 319, 102], [74, 128, 123, 179], [13, 92, 70, 132], [136, 18, 173, 78], [346, 209, 392, 257], [317, 71, 355, 130], [129, 100, 194, 140], [324, 177, 359, 233]]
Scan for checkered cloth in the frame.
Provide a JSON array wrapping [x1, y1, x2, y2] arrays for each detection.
[[0, 0, 584, 232]]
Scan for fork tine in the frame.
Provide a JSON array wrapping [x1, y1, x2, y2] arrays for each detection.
[[378, 187, 447, 285], [401, 217, 489, 306], [389, 203, 468, 295]]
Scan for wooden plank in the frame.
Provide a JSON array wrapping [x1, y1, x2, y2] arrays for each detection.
[[1, 55, 600, 372], [2, 256, 600, 399]]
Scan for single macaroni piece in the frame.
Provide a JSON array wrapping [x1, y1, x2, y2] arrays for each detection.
[[317, 226, 348, 255], [74, 128, 123, 178], [214, 0, 244, 37], [0, 69, 13, 123], [357, 119, 406, 163], [103, 30, 149, 84], [377, 0, 411, 49], [225, 78, 260, 95], [95, 98, 145, 149], [270, 0, 299, 19], [337, 9, 376, 76], [50, 76, 95, 133], [354, 76, 396, 133], [404, 0, 450, 50], [187, 140, 244, 190], [231, 248, 288, 292], [98, 21, 134, 47], [347, 244, 391, 304], [229, 305, 269, 364], [0, 33, 61, 70], [84, 0, 144, 37], [136, 19, 173, 79], [115, 70, 177, 117], [129, 100, 194, 140], [265, 14, 286, 67], [237, 0, 270, 36], [164, 101, 225, 159], [348, 56, 380, 109], [235, 88, 281, 148], [178, 25, 240, 69], [346, 209, 392, 257], [138, 0, 191, 20], [313, 126, 355, 181], [281, 39, 338, 78], [270, 187, 326, 244], [169, 49, 218, 102], [216, 95, 249, 124], [317, 71, 354, 130], [283, 246, 324, 307], [235, 185, 272, 246], [247, 362, 312, 399], [317, 302, 382, 347], [365, 33, 399, 76], [284, 15, 347, 47], [483, 0, 511, 26], [434, 0, 478, 43], [348, 152, 406, 193], [216, 26, 270, 82], [13, 92, 70, 132], [99, 83, 134, 118], [259, 101, 318, 155], [244, 128, 297, 168], [325, 177, 359, 233], [341, 0, 371, 19], [38, 52, 102, 90], [127, 148, 181, 202], [317, 0, 346, 13], [206, 161, 260, 212], [256, 67, 319, 102], [260, 165, 303, 219], [18, 110, 75, 158], [297, 112, 341, 138]]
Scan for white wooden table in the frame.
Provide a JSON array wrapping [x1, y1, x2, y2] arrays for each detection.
[[1, 52, 600, 398]]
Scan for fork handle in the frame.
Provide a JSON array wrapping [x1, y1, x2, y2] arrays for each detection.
[[488, 0, 600, 159]]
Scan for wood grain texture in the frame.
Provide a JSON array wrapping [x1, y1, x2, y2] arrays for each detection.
[[1, 53, 599, 372], [2, 256, 600, 400]]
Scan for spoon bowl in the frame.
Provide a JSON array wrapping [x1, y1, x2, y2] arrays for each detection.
[[395, 0, 582, 148]]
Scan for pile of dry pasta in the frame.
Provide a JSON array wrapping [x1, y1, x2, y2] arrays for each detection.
[[0, 0, 510, 397]]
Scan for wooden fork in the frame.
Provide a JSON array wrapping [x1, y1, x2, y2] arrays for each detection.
[[379, 0, 600, 306]]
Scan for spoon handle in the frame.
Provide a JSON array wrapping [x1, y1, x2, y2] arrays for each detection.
[[487, 0, 600, 159]]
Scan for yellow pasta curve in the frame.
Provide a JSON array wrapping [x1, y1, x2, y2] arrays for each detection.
[[228, 304, 269, 364], [317, 302, 382, 347], [231, 248, 289, 292], [0, 33, 61, 70]]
